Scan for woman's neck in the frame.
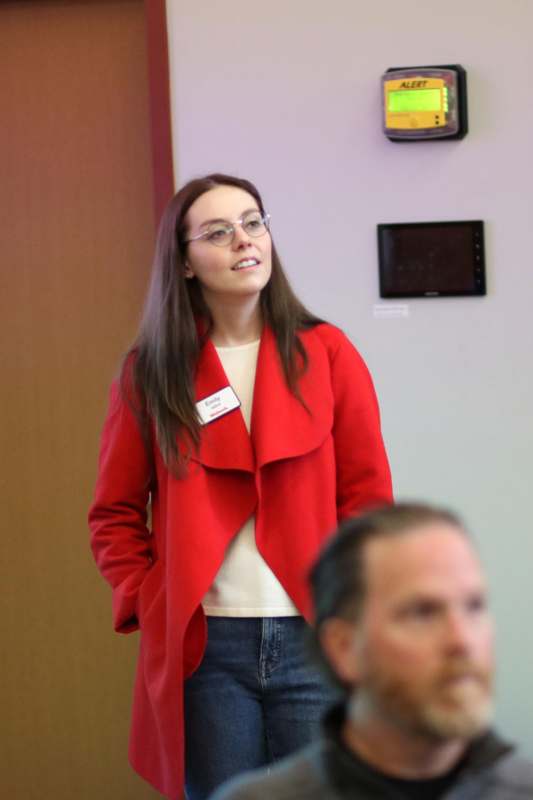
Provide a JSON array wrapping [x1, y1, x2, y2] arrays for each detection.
[[205, 295, 263, 347]]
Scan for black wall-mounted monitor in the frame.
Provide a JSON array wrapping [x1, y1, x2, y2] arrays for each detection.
[[377, 220, 486, 298]]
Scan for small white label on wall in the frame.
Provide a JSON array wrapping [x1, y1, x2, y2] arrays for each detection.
[[373, 304, 409, 319]]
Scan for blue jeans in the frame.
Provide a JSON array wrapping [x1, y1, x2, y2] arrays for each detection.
[[184, 616, 335, 800]]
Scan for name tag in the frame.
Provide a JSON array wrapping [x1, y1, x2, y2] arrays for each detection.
[[196, 386, 241, 425]]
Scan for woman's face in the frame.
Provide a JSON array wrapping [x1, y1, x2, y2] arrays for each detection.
[[183, 185, 272, 308]]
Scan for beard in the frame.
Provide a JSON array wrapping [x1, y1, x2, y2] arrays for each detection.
[[358, 659, 494, 741]]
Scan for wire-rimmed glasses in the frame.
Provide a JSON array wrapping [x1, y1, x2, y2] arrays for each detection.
[[184, 210, 271, 248]]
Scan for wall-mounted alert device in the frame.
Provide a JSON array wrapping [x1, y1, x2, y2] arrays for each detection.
[[377, 220, 485, 298], [382, 64, 467, 141]]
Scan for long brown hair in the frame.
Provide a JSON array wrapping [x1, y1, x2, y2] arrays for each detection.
[[123, 173, 322, 473]]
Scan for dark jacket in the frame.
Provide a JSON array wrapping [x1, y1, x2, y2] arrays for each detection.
[[211, 706, 533, 800]]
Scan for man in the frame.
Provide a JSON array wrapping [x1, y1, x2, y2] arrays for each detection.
[[211, 503, 533, 799]]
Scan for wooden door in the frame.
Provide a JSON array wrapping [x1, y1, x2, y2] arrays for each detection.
[[1, 1, 168, 796]]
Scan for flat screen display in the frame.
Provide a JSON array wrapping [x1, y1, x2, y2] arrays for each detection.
[[377, 220, 485, 298], [388, 88, 442, 113]]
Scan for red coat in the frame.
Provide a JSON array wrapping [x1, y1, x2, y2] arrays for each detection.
[[89, 323, 392, 799]]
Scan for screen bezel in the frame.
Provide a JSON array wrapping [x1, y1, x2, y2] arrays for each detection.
[[377, 220, 486, 298]]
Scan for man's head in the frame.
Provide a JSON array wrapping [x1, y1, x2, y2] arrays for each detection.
[[309, 503, 494, 742]]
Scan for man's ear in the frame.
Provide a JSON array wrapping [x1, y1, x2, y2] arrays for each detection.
[[318, 617, 363, 686]]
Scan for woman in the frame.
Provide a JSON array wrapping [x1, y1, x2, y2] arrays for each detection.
[[89, 173, 393, 800]]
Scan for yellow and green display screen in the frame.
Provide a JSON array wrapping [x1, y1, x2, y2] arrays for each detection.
[[388, 88, 442, 113]]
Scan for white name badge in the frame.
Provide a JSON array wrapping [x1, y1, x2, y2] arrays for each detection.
[[196, 386, 241, 425]]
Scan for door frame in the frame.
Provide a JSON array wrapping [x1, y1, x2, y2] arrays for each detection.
[[145, 0, 175, 222]]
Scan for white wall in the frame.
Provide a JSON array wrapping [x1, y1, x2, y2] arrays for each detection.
[[166, 0, 533, 753]]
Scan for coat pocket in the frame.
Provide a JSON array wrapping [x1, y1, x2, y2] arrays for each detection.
[[137, 560, 164, 626]]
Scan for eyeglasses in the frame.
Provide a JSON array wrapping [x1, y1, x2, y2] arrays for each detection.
[[184, 210, 271, 248]]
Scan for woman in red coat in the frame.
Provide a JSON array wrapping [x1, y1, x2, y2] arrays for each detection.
[[89, 173, 393, 800]]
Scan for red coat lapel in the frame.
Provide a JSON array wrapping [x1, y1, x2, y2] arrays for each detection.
[[192, 339, 255, 472], [251, 326, 333, 467], [191, 326, 333, 472]]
